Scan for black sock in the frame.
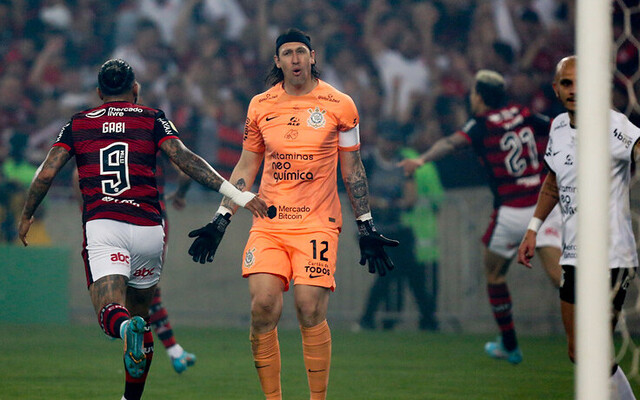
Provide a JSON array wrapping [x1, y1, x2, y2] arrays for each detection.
[[99, 303, 130, 339]]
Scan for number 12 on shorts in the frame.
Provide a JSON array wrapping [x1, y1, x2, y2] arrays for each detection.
[[310, 239, 329, 261]]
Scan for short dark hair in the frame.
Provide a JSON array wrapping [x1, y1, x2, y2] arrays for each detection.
[[474, 70, 506, 109], [266, 28, 319, 87], [98, 59, 135, 96]]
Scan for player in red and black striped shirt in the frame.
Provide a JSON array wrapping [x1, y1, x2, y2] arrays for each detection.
[[400, 70, 563, 365], [18, 59, 267, 400]]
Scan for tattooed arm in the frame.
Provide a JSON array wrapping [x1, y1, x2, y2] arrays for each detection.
[[419, 132, 468, 163], [162, 139, 267, 216], [341, 149, 400, 275], [160, 138, 226, 191], [339, 149, 371, 218], [19, 146, 71, 246], [186, 148, 265, 264], [533, 171, 560, 220], [220, 149, 264, 214]]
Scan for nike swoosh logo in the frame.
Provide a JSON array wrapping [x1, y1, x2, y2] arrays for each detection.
[[309, 274, 323, 279], [308, 369, 325, 373], [266, 115, 278, 121], [553, 151, 561, 155], [255, 364, 270, 369]]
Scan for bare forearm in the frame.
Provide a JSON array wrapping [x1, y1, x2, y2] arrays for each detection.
[[345, 173, 370, 217], [220, 178, 246, 213], [341, 152, 371, 218], [220, 150, 262, 214], [162, 139, 224, 191], [534, 173, 559, 221], [176, 153, 224, 191], [420, 136, 458, 163], [22, 177, 52, 220], [22, 146, 70, 219]]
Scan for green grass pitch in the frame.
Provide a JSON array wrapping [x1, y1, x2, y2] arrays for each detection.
[[0, 324, 637, 399]]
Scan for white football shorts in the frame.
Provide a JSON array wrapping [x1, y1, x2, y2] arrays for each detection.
[[484, 204, 562, 259], [84, 219, 164, 289]]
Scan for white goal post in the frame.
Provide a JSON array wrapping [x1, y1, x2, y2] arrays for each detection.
[[576, 1, 612, 399]]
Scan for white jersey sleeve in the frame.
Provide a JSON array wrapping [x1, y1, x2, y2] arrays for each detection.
[[544, 135, 556, 173], [545, 114, 571, 173], [610, 110, 640, 162], [608, 109, 640, 269]]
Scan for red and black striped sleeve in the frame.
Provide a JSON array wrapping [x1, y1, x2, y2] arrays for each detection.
[[52, 120, 74, 155], [153, 110, 180, 146]]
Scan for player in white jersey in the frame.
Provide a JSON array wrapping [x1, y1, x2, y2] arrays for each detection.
[[518, 56, 638, 399], [543, 110, 639, 269]]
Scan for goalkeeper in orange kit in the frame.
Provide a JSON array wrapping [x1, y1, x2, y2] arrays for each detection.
[[188, 28, 398, 399]]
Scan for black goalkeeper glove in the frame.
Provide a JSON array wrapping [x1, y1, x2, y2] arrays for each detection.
[[357, 219, 400, 276], [188, 212, 231, 264]]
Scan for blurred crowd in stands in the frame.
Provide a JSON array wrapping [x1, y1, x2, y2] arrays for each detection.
[[0, 0, 638, 242]]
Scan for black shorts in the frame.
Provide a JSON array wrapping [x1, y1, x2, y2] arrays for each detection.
[[559, 265, 636, 311]]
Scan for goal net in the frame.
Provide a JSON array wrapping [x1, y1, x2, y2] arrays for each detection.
[[614, 0, 640, 382]]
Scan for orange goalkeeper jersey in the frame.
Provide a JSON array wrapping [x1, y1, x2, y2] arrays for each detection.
[[243, 80, 360, 231]]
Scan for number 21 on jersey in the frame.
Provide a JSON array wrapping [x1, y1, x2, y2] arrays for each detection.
[[500, 126, 539, 176]]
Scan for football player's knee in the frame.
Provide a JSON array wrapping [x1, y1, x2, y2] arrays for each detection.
[[251, 296, 280, 321], [484, 265, 504, 282], [485, 272, 505, 284], [295, 300, 324, 323]]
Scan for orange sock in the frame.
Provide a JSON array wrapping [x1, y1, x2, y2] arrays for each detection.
[[301, 320, 331, 400], [251, 328, 281, 400]]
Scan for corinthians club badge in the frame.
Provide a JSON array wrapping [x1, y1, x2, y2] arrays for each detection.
[[307, 106, 326, 129], [244, 247, 256, 268]]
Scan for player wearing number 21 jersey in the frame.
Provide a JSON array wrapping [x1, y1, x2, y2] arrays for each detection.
[[400, 70, 562, 365], [461, 102, 550, 209]]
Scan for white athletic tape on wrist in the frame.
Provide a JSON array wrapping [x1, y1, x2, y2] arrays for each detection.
[[356, 212, 373, 222], [216, 205, 233, 216], [527, 217, 543, 233], [219, 181, 255, 207]]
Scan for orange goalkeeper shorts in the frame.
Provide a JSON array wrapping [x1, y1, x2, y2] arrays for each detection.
[[242, 229, 339, 291]]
